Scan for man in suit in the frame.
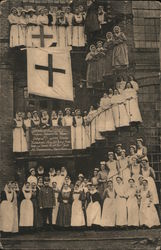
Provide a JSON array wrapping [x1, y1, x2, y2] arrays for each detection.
[[39, 176, 55, 229]]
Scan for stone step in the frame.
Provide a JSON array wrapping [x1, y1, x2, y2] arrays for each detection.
[[1, 229, 161, 250]]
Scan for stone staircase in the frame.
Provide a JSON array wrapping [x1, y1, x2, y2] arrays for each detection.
[[88, 124, 161, 188]]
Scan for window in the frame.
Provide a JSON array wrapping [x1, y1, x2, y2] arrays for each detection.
[[144, 18, 160, 42], [133, 17, 160, 48]]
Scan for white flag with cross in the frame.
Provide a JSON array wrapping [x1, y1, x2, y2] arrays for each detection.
[[27, 47, 73, 101]]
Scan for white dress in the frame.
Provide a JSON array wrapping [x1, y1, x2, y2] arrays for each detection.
[[72, 14, 85, 47], [124, 88, 142, 123], [8, 14, 19, 47], [52, 192, 60, 225], [86, 192, 101, 226], [131, 163, 140, 185], [83, 116, 91, 148], [126, 187, 139, 226], [36, 15, 54, 47], [1, 191, 15, 232], [65, 13, 73, 46], [26, 15, 39, 47], [19, 191, 34, 227], [139, 189, 160, 228], [142, 168, 159, 205], [52, 175, 64, 191], [107, 160, 118, 181], [51, 14, 58, 44], [111, 94, 129, 128], [19, 16, 27, 46], [88, 111, 97, 144], [56, 17, 68, 47], [13, 119, 28, 152], [64, 115, 75, 149], [75, 116, 85, 149], [51, 118, 58, 126], [88, 110, 103, 144], [118, 158, 131, 187], [71, 193, 85, 227], [115, 183, 127, 226], [130, 80, 139, 92], [101, 189, 116, 227], [98, 97, 115, 132], [27, 175, 38, 185], [12, 191, 19, 233]]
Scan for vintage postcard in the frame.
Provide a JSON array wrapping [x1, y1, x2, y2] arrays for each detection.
[[0, 0, 160, 249]]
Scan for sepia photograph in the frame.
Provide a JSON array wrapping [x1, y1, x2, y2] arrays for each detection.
[[0, 0, 161, 249]]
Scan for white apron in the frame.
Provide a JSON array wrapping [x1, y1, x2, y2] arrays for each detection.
[[19, 191, 33, 227], [71, 193, 85, 226], [1, 192, 14, 232], [101, 189, 116, 227]]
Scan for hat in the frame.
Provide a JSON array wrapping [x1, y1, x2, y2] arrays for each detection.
[[116, 176, 122, 180], [100, 161, 106, 165], [97, 40, 103, 45], [38, 7, 45, 13], [128, 178, 135, 182], [65, 108, 71, 112], [107, 180, 113, 184], [28, 8, 36, 12], [41, 110, 47, 114], [108, 152, 114, 156], [38, 166, 44, 171], [130, 145, 136, 150], [75, 109, 81, 113], [113, 26, 120, 31], [116, 143, 122, 147], [106, 31, 113, 36], [33, 110, 38, 114], [20, 8, 28, 13], [121, 149, 126, 153], [137, 138, 143, 143], [94, 168, 99, 172], [44, 176, 50, 182], [87, 182, 92, 185], [10, 7, 18, 13], [141, 157, 149, 162], [29, 168, 35, 173], [78, 174, 84, 178], [90, 44, 96, 50]]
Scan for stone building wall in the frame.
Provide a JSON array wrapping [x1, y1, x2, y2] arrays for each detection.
[[0, 0, 160, 190]]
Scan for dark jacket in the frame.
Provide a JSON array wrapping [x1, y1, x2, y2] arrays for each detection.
[[38, 186, 55, 208], [85, 1, 100, 33]]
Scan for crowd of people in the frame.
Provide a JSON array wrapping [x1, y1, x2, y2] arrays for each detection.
[[86, 26, 129, 87], [0, 140, 160, 234], [8, 2, 110, 48], [13, 75, 142, 152]]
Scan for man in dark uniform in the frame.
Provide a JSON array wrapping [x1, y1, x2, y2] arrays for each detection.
[[85, 0, 101, 44], [38, 177, 55, 229]]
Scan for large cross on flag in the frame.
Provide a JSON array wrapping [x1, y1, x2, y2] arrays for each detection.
[[31, 26, 55, 48], [35, 54, 66, 87], [27, 48, 73, 101]]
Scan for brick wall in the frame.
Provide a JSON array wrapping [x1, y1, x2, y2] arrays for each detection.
[[0, 1, 14, 190], [0, 0, 160, 191]]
